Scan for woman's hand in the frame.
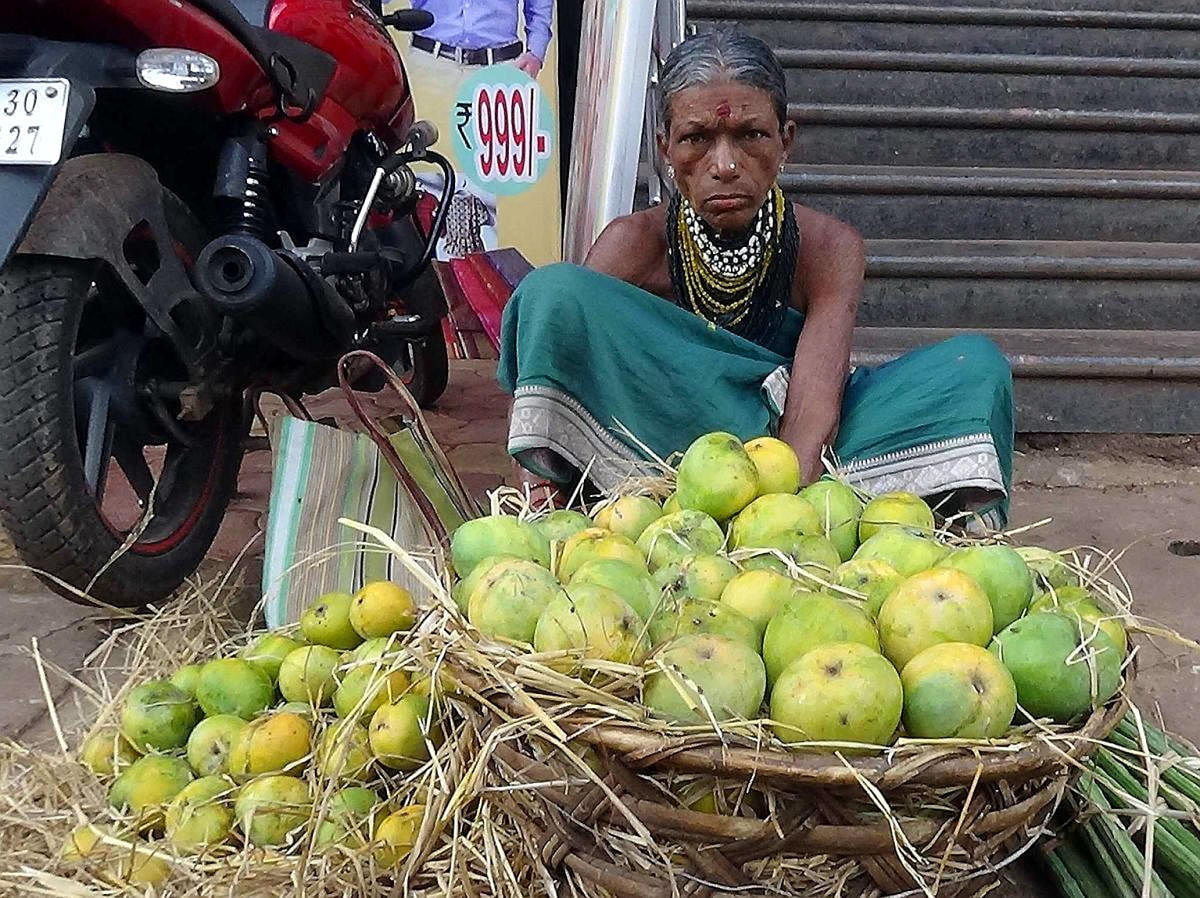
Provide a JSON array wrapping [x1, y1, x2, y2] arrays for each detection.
[[780, 426, 827, 487], [777, 208, 863, 491], [796, 441, 827, 486]]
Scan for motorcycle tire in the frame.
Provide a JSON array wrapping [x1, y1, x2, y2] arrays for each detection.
[[354, 332, 449, 408], [405, 333, 449, 408], [0, 257, 246, 608]]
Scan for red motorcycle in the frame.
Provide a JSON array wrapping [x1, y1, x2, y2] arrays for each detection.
[[0, 0, 455, 606]]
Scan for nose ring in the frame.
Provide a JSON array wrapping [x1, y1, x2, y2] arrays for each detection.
[[728, 162, 736, 171]]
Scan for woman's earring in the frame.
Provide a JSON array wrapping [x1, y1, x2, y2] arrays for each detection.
[[667, 164, 675, 180], [779, 163, 785, 173]]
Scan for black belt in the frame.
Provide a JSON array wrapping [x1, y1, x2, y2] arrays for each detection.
[[410, 35, 523, 66]]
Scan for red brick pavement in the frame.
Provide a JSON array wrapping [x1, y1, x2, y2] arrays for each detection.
[[207, 359, 513, 566]]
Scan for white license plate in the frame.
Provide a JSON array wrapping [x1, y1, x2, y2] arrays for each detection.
[[0, 79, 69, 166]]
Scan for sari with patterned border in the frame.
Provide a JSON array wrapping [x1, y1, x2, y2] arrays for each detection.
[[499, 263, 1013, 527]]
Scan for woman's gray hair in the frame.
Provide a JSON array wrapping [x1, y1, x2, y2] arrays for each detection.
[[658, 30, 788, 133]]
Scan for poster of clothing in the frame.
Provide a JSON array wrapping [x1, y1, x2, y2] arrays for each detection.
[[384, 0, 563, 270]]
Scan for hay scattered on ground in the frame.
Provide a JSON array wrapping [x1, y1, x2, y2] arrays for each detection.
[[0, 483, 1186, 897]]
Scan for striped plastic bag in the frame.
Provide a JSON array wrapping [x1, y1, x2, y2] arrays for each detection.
[[261, 352, 478, 628]]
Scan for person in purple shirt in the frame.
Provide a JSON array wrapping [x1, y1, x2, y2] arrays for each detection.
[[386, 0, 557, 257], [408, 0, 553, 77]]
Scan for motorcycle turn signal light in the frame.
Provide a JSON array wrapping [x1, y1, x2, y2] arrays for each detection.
[[136, 49, 220, 93]]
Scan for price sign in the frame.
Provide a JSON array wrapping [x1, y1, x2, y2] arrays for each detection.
[[452, 67, 553, 197]]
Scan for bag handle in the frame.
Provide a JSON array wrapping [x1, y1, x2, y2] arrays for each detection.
[[336, 351, 455, 543], [338, 350, 481, 518]]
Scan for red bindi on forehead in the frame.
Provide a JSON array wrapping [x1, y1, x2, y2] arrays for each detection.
[[715, 101, 731, 118]]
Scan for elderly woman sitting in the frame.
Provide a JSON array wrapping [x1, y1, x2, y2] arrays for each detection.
[[498, 31, 1013, 528]]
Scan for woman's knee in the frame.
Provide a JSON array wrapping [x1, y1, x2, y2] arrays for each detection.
[[515, 262, 589, 301], [510, 262, 593, 319], [940, 334, 1011, 378]]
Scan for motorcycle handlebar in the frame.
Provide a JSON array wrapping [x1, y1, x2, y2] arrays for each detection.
[[380, 148, 455, 274], [382, 10, 435, 31], [407, 120, 438, 155]]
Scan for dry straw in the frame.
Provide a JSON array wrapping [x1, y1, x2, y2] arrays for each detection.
[[0, 481, 1177, 897]]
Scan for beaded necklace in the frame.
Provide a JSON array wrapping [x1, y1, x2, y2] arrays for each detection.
[[666, 184, 798, 347]]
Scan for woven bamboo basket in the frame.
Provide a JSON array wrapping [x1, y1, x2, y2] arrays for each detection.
[[456, 664, 1130, 898]]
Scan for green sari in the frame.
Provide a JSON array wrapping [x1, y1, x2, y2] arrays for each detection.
[[497, 262, 1014, 526]]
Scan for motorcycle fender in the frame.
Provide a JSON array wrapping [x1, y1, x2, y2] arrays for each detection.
[[20, 153, 168, 263], [0, 35, 146, 269], [0, 82, 94, 272], [16, 154, 205, 370]]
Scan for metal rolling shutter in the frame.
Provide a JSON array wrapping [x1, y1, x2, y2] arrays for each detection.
[[684, 0, 1200, 432]]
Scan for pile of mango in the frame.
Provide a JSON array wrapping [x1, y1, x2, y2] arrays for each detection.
[[66, 581, 439, 886], [65, 431, 1129, 886], [453, 431, 1126, 747]]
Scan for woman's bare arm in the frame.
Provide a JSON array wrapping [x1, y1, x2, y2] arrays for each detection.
[[778, 207, 865, 484]]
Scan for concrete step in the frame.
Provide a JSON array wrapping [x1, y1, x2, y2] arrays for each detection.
[[787, 165, 1200, 202], [691, 2, 1200, 169], [792, 125, 1200, 172], [783, 103, 1200, 171], [774, 50, 1200, 130], [784, 69, 1200, 119], [853, 326, 1200, 376], [699, 15, 1200, 59], [857, 239, 1200, 330], [866, 237, 1200, 278], [689, 2, 1200, 28], [783, 164, 1200, 243], [685, 0, 1200, 432], [852, 326, 1200, 432]]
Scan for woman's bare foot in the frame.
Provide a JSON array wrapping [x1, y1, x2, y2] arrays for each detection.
[[930, 487, 1004, 535], [513, 462, 567, 511]]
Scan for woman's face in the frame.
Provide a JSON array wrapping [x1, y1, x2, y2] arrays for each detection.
[[660, 79, 794, 234]]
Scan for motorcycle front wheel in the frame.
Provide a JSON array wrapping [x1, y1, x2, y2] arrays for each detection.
[[398, 334, 449, 408], [0, 252, 245, 608]]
